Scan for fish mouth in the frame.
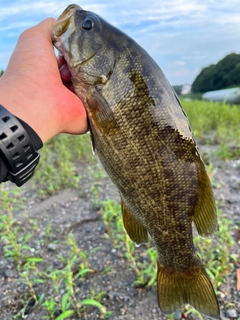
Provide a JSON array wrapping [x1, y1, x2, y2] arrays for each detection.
[[52, 4, 81, 40]]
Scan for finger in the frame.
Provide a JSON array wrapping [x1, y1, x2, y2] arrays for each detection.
[[60, 63, 72, 82], [12, 18, 57, 67], [35, 17, 56, 40], [56, 86, 88, 135], [57, 54, 66, 68], [62, 81, 75, 92]]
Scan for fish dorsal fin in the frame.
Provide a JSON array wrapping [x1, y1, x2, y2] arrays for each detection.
[[192, 160, 218, 237], [121, 198, 148, 245]]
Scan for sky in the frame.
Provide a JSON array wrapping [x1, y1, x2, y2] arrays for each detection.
[[0, 0, 239, 85]]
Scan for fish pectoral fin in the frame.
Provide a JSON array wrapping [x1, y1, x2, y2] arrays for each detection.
[[121, 198, 148, 245], [88, 121, 96, 154], [192, 161, 218, 237], [157, 263, 220, 319], [87, 92, 119, 133]]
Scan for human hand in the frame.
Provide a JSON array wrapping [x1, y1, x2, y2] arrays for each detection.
[[0, 18, 88, 143]]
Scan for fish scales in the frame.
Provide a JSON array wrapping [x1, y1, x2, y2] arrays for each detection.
[[76, 29, 199, 267], [52, 4, 220, 319]]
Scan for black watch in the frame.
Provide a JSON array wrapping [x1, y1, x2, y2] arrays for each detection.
[[0, 105, 40, 187]]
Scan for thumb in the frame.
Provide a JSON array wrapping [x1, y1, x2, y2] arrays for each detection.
[[35, 17, 56, 40], [58, 87, 89, 135]]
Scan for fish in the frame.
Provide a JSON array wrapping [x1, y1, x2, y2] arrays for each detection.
[[52, 4, 220, 319]]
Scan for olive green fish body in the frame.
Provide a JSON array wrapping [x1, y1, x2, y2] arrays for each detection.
[[52, 5, 219, 318]]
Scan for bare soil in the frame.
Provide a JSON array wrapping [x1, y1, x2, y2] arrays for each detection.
[[0, 145, 239, 320]]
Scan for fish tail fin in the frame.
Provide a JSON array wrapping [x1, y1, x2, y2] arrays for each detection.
[[157, 263, 220, 319]]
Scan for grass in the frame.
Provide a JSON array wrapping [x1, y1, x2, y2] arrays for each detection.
[[0, 100, 239, 319], [102, 199, 158, 288], [182, 99, 240, 159], [0, 193, 110, 319], [32, 133, 94, 195]]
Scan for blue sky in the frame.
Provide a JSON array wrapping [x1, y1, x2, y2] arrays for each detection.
[[0, 0, 239, 85]]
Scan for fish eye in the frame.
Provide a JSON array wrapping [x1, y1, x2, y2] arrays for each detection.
[[82, 18, 94, 30]]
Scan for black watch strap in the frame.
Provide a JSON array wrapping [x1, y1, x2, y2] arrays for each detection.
[[0, 105, 40, 187]]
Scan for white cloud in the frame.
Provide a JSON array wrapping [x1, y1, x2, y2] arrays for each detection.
[[0, 0, 239, 84], [175, 61, 186, 66], [0, 21, 34, 32], [0, 1, 67, 16]]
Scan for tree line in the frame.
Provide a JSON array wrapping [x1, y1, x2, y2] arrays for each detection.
[[191, 53, 240, 93]]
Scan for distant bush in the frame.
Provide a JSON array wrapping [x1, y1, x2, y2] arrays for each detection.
[[0, 70, 4, 77], [191, 53, 240, 93]]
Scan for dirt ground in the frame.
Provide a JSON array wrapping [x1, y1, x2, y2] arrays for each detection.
[[0, 144, 239, 320]]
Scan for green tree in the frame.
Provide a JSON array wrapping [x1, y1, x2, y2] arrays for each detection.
[[192, 53, 240, 93], [0, 70, 4, 77]]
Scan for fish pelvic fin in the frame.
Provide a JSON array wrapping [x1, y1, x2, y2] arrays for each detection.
[[192, 160, 218, 237], [121, 198, 148, 245], [157, 263, 220, 319]]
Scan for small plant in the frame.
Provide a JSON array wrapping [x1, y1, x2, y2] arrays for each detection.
[[101, 199, 156, 287], [186, 305, 205, 320], [0, 186, 111, 318], [32, 134, 94, 194], [194, 206, 236, 289], [79, 288, 111, 317]]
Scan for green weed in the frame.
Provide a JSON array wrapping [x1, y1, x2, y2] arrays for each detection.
[[101, 199, 157, 287], [182, 100, 240, 159], [194, 206, 236, 288], [33, 133, 94, 194], [0, 187, 110, 318]]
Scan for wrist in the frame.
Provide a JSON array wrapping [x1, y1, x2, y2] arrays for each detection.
[[0, 105, 41, 186], [0, 73, 61, 143]]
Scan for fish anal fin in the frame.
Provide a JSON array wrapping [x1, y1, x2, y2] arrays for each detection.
[[192, 161, 218, 237], [121, 198, 148, 245], [157, 263, 220, 319]]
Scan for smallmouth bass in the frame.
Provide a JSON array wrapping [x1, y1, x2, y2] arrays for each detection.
[[52, 4, 220, 318]]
